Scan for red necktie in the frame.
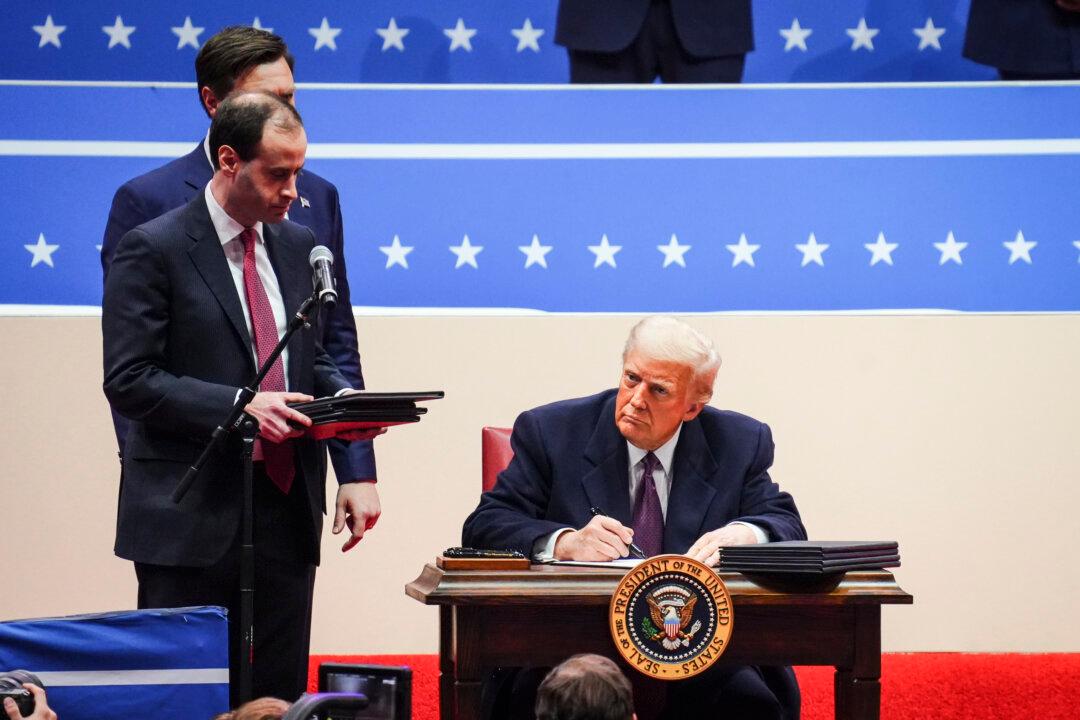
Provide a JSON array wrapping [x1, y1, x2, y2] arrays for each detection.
[[240, 227, 294, 494]]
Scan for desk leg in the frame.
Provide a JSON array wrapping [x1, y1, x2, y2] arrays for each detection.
[[834, 606, 881, 720], [441, 606, 483, 720]]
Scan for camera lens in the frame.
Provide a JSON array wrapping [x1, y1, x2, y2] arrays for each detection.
[[0, 670, 44, 690]]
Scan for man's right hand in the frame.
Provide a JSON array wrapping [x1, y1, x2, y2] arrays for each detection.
[[554, 515, 634, 561], [244, 391, 314, 443], [3, 684, 57, 720]]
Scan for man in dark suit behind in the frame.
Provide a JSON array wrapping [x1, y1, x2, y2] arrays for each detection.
[[463, 316, 805, 719], [964, 0, 1080, 79], [555, 0, 752, 83], [101, 26, 380, 554], [103, 93, 362, 703]]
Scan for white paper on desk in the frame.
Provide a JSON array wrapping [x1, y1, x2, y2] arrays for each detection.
[[539, 558, 642, 569]]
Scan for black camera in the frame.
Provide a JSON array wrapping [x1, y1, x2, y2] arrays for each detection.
[[0, 670, 42, 717]]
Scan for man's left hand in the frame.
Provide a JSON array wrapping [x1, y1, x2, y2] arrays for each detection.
[[686, 524, 757, 566], [333, 481, 381, 552]]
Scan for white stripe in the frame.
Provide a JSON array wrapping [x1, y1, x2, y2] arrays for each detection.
[[2, 138, 1079, 159], [3, 79, 1080, 90], [34, 668, 228, 686]]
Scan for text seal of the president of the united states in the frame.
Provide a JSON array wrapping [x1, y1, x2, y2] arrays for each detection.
[[609, 554, 733, 679]]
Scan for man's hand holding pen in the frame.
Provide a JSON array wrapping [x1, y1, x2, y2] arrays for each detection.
[[553, 509, 648, 561]]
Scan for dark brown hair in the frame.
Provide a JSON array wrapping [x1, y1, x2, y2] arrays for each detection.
[[536, 654, 634, 720], [208, 92, 303, 169], [195, 26, 295, 118]]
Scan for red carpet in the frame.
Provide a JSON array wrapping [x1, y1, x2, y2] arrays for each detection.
[[309, 653, 1080, 719]]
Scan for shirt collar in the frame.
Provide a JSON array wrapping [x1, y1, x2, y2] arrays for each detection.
[[202, 131, 213, 170], [627, 423, 682, 476], [204, 184, 263, 248]]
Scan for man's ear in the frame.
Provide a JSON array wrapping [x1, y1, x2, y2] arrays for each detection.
[[201, 86, 221, 118], [217, 145, 240, 176], [682, 401, 705, 422]]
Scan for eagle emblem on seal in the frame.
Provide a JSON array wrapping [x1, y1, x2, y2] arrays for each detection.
[[645, 584, 704, 651]]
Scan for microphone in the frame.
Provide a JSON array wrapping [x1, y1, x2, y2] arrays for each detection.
[[308, 245, 338, 309]]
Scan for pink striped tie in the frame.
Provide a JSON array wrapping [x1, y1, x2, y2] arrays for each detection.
[[240, 227, 294, 494]]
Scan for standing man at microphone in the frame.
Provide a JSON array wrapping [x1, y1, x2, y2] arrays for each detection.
[[103, 92, 367, 704], [101, 26, 380, 558]]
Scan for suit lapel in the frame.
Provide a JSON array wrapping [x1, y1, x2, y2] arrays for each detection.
[[581, 395, 632, 524], [664, 418, 719, 553], [181, 142, 214, 197], [185, 195, 253, 364], [264, 222, 310, 392]]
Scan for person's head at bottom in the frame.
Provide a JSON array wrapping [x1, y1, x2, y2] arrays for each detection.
[[535, 654, 636, 720], [211, 696, 290, 720]]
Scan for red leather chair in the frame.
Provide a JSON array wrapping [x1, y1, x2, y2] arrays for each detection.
[[481, 426, 513, 492]]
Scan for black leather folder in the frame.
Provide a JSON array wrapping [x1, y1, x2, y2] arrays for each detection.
[[718, 541, 900, 575], [287, 390, 444, 440]]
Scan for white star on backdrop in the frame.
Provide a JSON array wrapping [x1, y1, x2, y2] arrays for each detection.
[[102, 16, 135, 49], [309, 18, 342, 51], [512, 19, 544, 53], [172, 17, 204, 50], [780, 19, 812, 52], [519, 235, 552, 269], [913, 18, 946, 51], [934, 231, 967, 265], [1073, 241, 1080, 263], [846, 18, 879, 51], [379, 235, 413, 269], [795, 233, 829, 267], [251, 18, 273, 34], [726, 233, 760, 268], [25, 234, 59, 268], [1003, 230, 1036, 265], [33, 15, 66, 48], [588, 234, 621, 268], [449, 235, 483, 269], [865, 232, 898, 266], [445, 18, 477, 52], [657, 234, 691, 268], [376, 18, 409, 52]]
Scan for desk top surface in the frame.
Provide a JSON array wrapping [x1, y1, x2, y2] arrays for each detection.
[[406, 561, 913, 607]]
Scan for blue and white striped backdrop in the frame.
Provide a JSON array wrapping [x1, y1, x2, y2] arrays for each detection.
[[3, 81, 1078, 313]]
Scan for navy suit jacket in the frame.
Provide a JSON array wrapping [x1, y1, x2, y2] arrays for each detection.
[[555, 0, 753, 58], [102, 143, 375, 481], [964, 0, 1080, 75], [463, 389, 805, 557], [103, 194, 350, 566]]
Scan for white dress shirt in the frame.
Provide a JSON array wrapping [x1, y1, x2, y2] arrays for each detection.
[[204, 184, 290, 388]]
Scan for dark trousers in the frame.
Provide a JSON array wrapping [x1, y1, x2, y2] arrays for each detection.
[[492, 663, 798, 720], [567, 1, 745, 83], [135, 466, 317, 707]]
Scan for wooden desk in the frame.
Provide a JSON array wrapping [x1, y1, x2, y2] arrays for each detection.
[[406, 563, 912, 720]]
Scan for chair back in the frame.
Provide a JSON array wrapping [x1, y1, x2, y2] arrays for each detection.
[[481, 426, 513, 492]]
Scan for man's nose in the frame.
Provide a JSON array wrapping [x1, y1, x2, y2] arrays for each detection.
[[629, 384, 647, 409], [282, 174, 298, 200]]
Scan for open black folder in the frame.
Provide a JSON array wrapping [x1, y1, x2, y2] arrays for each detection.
[[288, 391, 444, 440], [718, 540, 900, 575]]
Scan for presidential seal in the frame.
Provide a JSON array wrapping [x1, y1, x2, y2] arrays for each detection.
[[609, 554, 733, 680]]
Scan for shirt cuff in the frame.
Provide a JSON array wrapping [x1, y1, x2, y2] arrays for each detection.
[[532, 528, 574, 561], [727, 521, 768, 544]]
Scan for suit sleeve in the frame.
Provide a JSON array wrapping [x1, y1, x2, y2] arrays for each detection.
[[320, 184, 378, 482], [461, 410, 570, 556], [102, 228, 238, 438], [732, 423, 807, 542]]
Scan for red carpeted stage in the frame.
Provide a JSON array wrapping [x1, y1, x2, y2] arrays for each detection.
[[308, 653, 1080, 719]]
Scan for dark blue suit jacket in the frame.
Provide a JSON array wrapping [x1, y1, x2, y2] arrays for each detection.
[[102, 143, 375, 482], [555, 0, 753, 58], [103, 194, 350, 566], [462, 389, 805, 557], [964, 0, 1080, 75]]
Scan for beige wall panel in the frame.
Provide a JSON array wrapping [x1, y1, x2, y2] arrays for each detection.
[[2, 314, 1077, 654]]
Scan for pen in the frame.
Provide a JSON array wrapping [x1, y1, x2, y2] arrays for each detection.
[[589, 506, 647, 560]]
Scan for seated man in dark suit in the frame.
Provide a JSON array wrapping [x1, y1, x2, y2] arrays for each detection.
[[101, 26, 379, 554], [463, 316, 806, 719]]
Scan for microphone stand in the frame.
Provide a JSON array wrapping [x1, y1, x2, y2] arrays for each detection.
[[172, 290, 320, 705]]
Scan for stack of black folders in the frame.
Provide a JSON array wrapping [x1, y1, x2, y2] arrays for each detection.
[[288, 391, 444, 441], [717, 540, 900, 576]]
